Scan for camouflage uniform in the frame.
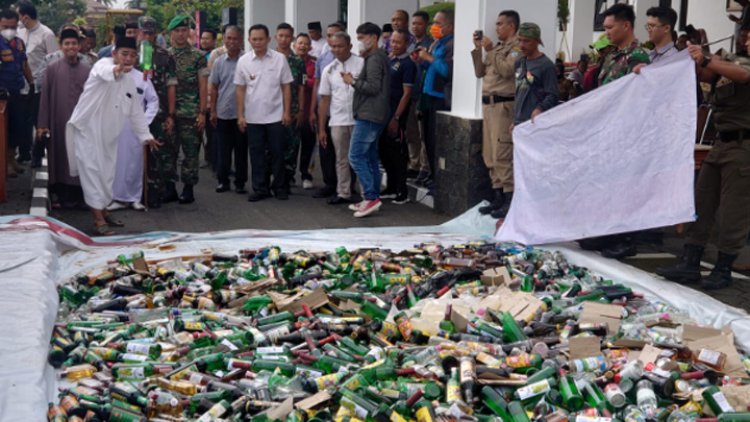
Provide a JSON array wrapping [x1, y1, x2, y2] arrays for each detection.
[[283, 53, 304, 187], [169, 45, 209, 185], [146, 45, 178, 195], [598, 40, 650, 86]]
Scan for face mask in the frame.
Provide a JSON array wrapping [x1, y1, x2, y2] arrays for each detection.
[[1, 29, 16, 41], [357, 40, 370, 53], [430, 24, 443, 40]]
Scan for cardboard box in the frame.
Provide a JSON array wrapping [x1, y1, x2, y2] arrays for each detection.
[[481, 267, 511, 287]]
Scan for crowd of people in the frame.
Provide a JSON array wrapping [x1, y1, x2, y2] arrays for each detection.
[[0, 2, 749, 290]]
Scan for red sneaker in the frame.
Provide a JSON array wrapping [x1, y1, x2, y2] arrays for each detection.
[[353, 198, 382, 218]]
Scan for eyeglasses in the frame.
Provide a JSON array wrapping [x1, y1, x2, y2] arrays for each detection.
[[645, 23, 666, 31]]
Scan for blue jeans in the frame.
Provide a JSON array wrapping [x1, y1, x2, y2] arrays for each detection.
[[349, 119, 386, 200]]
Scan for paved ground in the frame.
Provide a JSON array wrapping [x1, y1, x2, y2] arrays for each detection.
[[4, 164, 749, 313], [48, 166, 448, 234]]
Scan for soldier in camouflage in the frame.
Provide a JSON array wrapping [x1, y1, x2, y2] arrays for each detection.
[[167, 14, 209, 204], [275, 23, 305, 193], [138, 16, 177, 209]]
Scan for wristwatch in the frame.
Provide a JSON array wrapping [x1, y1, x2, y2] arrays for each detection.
[[700, 55, 711, 68]]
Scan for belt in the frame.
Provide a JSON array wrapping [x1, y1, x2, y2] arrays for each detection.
[[718, 130, 750, 142], [482, 95, 514, 105]]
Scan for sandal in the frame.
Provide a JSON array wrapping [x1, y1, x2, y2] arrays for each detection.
[[104, 215, 125, 227], [94, 223, 115, 236]]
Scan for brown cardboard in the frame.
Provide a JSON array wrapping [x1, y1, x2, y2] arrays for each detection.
[[569, 336, 602, 360], [685, 332, 745, 377], [266, 397, 294, 421], [578, 302, 623, 333], [272, 288, 329, 314], [478, 288, 544, 322], [295, 391, 332, 410], [481, 267, 511, 287], [612, 338, 647, 349], [132, 254, 150, 274], [720, 384, 750, 410], [638, 344, 665, 365], [682, 324, 723, 343], [338, 300, 361, 312]]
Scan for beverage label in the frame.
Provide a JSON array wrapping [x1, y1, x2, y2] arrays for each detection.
[[415, 406, 434, 422], [257, 346, 286, 355], [698, 349, 722, 366], [189, 372, 205, 385], [316, 374, 340, 391], [121, 353, 148, 363], [295, 366, 324, 379], [119, 366, 145, 379], [341, 397, 369, 420], [446, 382, 461, 403], [459, 359, 475, 384], [712, 391, 735, 412], [604, 383, 626, 407], [391, 412, 408, 422], [265, 325, 290, 343], [516, 379, 551, 400], [183, 321, 205, 331], [220, 338, 239, 351], [126, 342, 151, 355], [506, 354, 531, 368]]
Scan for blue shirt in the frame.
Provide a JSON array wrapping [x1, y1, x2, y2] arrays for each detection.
[[97, 44, 113, 59], [314, 49, 334, 80], [422, 34, 453, 100], [210, 51, 243, 120], [0, 37, 27, 93], [388, 53, 416, 117]]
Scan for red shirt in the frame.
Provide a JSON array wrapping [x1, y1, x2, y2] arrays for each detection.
[[301, 55, 316, 118]]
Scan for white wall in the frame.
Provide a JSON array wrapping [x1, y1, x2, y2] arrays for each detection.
[[365, 0, 420, 27], [687, 0, 735, 53], [483, 0, 559, 60], [290, 0, 340, 34], [244, 0, 286, 51]]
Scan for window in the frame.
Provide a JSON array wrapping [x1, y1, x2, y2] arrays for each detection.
[[593, 0, 628, 31]]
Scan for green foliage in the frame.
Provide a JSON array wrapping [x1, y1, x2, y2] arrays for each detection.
[[558, 0, 570, 31], [37, 0, 87, 33], [139, 0, 242, 34], [419, 1, 455, 21]]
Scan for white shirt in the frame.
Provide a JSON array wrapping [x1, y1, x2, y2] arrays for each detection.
[[234, 49, 293, 124], [18, 21, 58, 93], [66, 59, 154, 209], [318, 54, 364, 127], [310, 37, 327, 59]]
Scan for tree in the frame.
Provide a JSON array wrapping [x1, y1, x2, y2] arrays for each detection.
[[37, 0, 87, 33]]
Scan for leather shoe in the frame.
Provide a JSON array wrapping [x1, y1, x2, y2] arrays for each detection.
[[163, 183, 179, 203], [313, 187, 335, 198], [216, 183, 230, 193], [247, 192, 271, 202], [275, 190, 289, 200], [600, 241, 637, 259], [328, 196, 353, 205]]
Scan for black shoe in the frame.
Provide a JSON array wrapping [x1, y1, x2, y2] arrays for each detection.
[[275, 190, 289, 200], [392, 193, 410, 205], [600, 241, 637, 259], [380, 189, 397, 199], [406, 169, 420, 179], [479, 189, 505, 215], [163, 182, 179, 203], [235, 185, 247, 194], [490, 191, 513, 219], [146, 185, 161, 209], [414, 170, 430, 185], [328, 196, 353, 205], [178, 184, 195, 204], [216, 183, 230, 193], [655, 244, 704, 284], [701, 252, 737, 290], [248, 192, 271, 202], [313, 187, 335, 198]]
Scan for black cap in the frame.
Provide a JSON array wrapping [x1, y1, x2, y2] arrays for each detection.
[[307, 21, 322, 31], [115, 36, 137, 50], [60, 28, 80, 42]]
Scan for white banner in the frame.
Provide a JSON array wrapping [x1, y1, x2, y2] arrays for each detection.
[[496, 51, 697, 245]]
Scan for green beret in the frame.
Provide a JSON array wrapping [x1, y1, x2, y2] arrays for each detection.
[[167, 15, 192, 32]]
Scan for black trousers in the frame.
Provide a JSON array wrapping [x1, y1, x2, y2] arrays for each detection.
[[7, 93, 25, 149], [248, 122, 286, 195], [21, 92, 40, 159], [299, 122, 316, 181], [217, 118, 248, 188], [318, 120, 337, 190], [379, 119, 409, 196], [423, 96, 449, 178]]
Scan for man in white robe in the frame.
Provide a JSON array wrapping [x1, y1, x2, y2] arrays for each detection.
[[66, 37, 160, 235], [109, 69, 159, 211]]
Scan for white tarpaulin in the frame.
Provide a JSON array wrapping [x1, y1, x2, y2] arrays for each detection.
[[497, 51, 697, 245]]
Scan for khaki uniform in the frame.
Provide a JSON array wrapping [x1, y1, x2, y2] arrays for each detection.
[[687, 52, 750, 255], [472, 37, 519, 192]]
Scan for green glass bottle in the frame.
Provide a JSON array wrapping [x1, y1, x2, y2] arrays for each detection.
[[507, 401, 531, 422], [251, 359, 296, 377], [558, 374, 584, 411], [702, 386, 735, 415], [719, 413, 750, 421], [581, 380, 610, 412], [481, 386, 511, 420], [499, 311, 527, 343], [439, 304, 456, 335]]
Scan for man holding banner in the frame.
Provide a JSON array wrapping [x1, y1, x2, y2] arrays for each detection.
[[658, 27, 750, 290]]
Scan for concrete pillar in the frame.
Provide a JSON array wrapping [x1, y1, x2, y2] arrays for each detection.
[[566, 0, 597, 60], [285, 0, 296, 28], [632, 0, 659, 42], [244, 0, 252, 52], [451, 0, 485, 119], [347, 0, 366, 42]]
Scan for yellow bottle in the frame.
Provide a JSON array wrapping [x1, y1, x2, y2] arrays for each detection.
[[59, 364, 97, 381]]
